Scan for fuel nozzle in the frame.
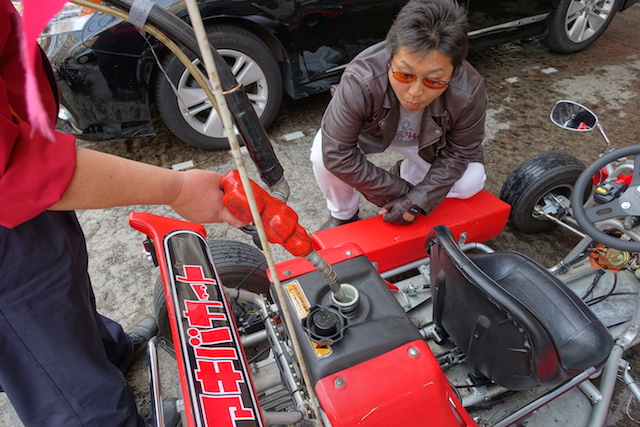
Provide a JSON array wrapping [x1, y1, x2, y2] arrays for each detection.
[[221, 170, 348, 302]]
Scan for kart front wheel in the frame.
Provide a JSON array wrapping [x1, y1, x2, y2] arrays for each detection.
[[500, 151, 587, 233], [153, 239, 269, 340]]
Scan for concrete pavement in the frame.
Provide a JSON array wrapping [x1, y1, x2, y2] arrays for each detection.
[[1, 3, 639, 425]]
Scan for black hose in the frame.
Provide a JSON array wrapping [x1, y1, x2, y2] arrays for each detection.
[[104, 0, 285, 188], [582, 269, 605, 300]]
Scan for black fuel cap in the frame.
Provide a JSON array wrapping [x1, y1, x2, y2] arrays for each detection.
[[302, 305, 348, 345]]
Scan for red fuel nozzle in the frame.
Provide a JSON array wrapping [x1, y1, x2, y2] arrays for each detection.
[[221, 169, 313, 256], [221, 170, 345, 301]]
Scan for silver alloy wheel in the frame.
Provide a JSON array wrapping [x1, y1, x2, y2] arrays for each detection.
[[175, 48, 270, 139], [564, 0, 616, 43]]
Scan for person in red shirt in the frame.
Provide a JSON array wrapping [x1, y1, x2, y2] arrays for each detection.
[[0, 1, 243, 425]]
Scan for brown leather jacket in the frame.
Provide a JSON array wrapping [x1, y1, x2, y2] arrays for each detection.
[[320, 41, 487, 215]]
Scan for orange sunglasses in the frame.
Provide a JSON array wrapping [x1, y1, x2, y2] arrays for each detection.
[[389, 68, 449, 89]]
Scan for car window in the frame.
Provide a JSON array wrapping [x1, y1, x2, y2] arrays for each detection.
[[293, 0, 407, 80]]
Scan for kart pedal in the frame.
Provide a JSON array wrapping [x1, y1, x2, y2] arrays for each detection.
[[432, 326, 448, 345]]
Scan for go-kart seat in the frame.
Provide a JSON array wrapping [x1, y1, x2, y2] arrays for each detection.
[[426, 226, 613, 391]]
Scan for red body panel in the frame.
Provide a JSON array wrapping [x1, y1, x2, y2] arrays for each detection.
[[129, 212, 264, 427], [129, 213, 206, 427], [268, 242, 365, 282], [311, 190, 510, 274], [130, 190, 509, 426], [315, 340, 478, 426]]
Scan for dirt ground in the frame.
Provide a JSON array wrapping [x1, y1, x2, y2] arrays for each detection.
[[1, 4, 640, 427]]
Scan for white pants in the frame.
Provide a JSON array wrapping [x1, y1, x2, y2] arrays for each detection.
[[310, 129, 486, 219]]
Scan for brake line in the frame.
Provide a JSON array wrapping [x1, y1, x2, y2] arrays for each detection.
[[533, 205, 586, 238]]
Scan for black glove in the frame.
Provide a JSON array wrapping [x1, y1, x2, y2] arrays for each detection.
[[382, 196, 423, 226]]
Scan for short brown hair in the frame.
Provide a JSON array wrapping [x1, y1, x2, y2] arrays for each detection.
[[386, 0, 469, 67]]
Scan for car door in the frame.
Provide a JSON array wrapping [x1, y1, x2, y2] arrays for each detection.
[[463, 0, 555, 37]]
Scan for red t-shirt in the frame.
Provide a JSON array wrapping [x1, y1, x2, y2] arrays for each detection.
[[0, 0, 76, 228]]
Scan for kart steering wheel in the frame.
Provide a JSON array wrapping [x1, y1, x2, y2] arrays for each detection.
[[571, 144, 640, 253]]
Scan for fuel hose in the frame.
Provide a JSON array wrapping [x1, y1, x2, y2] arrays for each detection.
[[102, 0, 288, 197], [79, 0, 321, 422]]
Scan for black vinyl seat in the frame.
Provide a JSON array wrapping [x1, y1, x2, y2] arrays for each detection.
[[426, 225, 613, 391]]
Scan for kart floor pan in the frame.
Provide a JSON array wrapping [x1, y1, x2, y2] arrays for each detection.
[[392, 255, 640, 427]]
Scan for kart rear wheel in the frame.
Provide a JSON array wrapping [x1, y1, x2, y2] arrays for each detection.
[[500, 151, 587, 233], [154, 239, 269, 340]]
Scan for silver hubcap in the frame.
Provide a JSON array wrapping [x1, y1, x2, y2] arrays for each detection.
[[175, 48, 269, 139], [564, 0, 615, 43]]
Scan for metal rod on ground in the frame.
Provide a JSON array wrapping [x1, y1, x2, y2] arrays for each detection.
[[182, 0, 324, 422]]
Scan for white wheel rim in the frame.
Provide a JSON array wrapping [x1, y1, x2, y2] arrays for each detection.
[[564, 0, 615, 43], [175, 48, 269, 139]]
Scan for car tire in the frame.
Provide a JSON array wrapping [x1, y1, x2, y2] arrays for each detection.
[[499, 151, 588, 233], [155, 25, 283, 150], [543, 0, 621, 53], [153, 239, 270, 339]]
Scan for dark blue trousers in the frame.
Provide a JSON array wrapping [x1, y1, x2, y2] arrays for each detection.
[[0, 211, 145, 426]]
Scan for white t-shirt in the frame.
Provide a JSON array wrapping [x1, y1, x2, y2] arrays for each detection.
[[391, 106, 422, 147]]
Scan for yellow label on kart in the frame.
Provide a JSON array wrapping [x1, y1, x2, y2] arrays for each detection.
[[311, 341, 333, 359], [284, 280, 310, 319]]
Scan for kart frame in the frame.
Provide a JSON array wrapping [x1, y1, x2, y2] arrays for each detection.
[[69, 1, 640, 425]]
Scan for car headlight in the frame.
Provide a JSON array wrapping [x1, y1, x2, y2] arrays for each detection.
[[40, 2, 95, 36]]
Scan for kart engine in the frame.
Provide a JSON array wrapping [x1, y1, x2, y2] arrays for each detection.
[[254, 245, 475, 426]]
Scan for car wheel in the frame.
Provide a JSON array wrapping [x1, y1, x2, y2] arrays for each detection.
[[543, 0, 621, 53], [153, 239, 270, 340], [499, 151, 588, 233], [155, 25, 283, 150]]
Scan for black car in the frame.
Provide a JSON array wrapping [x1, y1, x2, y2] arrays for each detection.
[[41, 0, 635, 150]]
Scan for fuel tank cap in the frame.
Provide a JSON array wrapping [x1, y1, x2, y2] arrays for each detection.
[[302, 305, 349, 345]]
